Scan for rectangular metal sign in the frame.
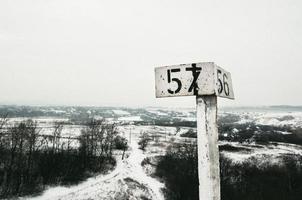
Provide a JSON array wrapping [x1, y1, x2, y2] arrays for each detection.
[[155, 62, 234, 99]]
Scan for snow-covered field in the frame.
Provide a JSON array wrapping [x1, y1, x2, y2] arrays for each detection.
[[220, 141, 302, 164], [232, 111, 302, 128], [2, 106, 302, 199], [17, 124, 302, 200], [21, 126, 165, 200]]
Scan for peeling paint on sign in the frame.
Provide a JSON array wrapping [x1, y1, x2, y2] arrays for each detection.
[[155, 62, 234, 99]]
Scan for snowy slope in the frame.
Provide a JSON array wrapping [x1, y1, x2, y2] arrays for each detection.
[[21, 128, 164, 200]]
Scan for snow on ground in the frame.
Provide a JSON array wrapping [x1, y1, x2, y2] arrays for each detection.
[[112, 110, 130, 116], [118, 116, 142, 122], [255, 112, 302, 127], [22, 126, 165, 200], [146, 108, 168, 116], [7, 117, 69, 124], [39, 125, 82, 137], [5, 109, 302, 199], [233, 111, 302, 127], [220, 141, 302, 164]]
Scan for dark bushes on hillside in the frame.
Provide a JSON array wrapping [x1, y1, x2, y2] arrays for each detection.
[[155, 143, 302, 200], [155, 143, 199, 200], [221, 155, 302, 200], [0, 118, 117, 198], [180, 129, 197, 138], [219, 122, 302, 146], [138, 132, 151, 151]]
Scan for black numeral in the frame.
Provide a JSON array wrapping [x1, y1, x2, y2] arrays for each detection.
[[167, 69, 182, 94], [217, 70, 230, 96], [223, 74, 229, 96], [185, 63, 202, 95]]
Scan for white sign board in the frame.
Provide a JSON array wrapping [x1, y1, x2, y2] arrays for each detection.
[[155, 62, 234, 99]]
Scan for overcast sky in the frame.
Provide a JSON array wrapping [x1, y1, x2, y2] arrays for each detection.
[[0, 0, 301, 108]]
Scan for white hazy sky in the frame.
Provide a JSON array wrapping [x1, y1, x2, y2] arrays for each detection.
[[0, 0, 301, 107]]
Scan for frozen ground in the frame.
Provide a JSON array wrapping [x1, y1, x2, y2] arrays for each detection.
[[18, 122, 302, 200], [233, 111, 302, 128], [118, 116, 142, 122], [21, 126, 164, 200], [2, 106, 302, 199], [220, 141, 302, 164], [112, 110, 130, 116]]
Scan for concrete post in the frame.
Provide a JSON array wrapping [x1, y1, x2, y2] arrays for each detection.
[[196, 95, 220, 200]]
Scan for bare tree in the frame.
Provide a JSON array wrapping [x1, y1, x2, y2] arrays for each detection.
[[52, 122, 63, 153], [138, 132, 151, 151]]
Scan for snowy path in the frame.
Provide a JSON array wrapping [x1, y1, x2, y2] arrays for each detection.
[[23, 131, 165, 200]]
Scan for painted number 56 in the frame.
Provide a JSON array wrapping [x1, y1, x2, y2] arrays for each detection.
[[217, 70, 230, 96]]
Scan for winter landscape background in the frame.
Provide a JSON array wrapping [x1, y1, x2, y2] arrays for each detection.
[[0, 105, 301, 200], [1, 1, 302, 199]]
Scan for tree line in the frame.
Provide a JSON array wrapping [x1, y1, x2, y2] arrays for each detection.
[[153, 142, 302, 200], [0, 116, 126, 198]]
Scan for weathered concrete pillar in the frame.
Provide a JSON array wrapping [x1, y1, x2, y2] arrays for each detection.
[[196, 95, 220, 200]]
